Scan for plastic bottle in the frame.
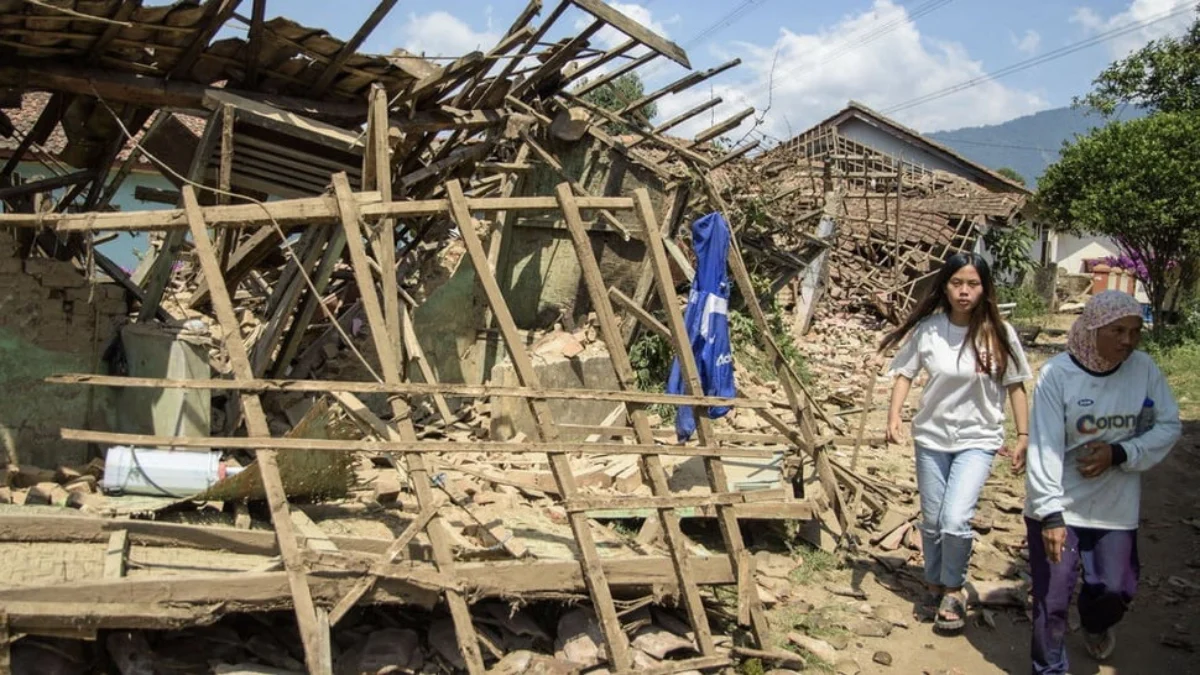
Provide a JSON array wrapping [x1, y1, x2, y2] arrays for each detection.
[[101, 446, 245, 497], [1135, 398, 1155, 435]]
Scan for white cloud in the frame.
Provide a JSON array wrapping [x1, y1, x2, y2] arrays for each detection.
[[1070, 0, 1195, 58], [652, 0, 1048, 143], [1012, 29, 1042, 55], [395, 11, 501, 58]]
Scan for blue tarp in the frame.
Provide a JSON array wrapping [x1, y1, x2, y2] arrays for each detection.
[[667, 212, 736, 441]]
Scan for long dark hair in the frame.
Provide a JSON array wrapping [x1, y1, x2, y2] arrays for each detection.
[[879, 253, 1018, 378]]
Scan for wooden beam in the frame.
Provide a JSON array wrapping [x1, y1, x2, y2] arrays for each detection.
[[474, 0, 571, 105], [335, 173, 486, 675], [59, 429, 788, 459], [687, 107, 755, 148], [0, 92, 67, 181], [626, 97, 722, 150], [88, 1, 142, 58], [510, 20, 603, 98], [448, 178, 633, 670], [560, 38, 635, 89], [617, 58, 740, 117], [389, 107, 509, 134], [0, 170, 96, 200], [47, 375, 787, 409], [608, 286, 670, 341], [570, 0, 690, 67], [558, 184, 717, 656], [0, 194, 641, 233], [243, 0, 266, 86], [309, 0, 399, 96], [633, 188, 769, 646], [182, 186, 327, 675], [170, 0, 245, 78], [0, 65, 369, 125], [104, 530, 129, 579], [572, 49, 656, 97]]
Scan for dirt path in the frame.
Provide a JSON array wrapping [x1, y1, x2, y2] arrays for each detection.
[[774, 335, 1200, 674]]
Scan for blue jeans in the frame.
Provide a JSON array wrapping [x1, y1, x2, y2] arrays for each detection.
[[915, 445, 996, 588]]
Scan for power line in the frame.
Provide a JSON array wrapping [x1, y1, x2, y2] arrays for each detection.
[[881, 2, 1195, 115], [932, 136, 1061, 152]]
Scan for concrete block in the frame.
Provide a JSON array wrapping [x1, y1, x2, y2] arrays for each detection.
[[488, 341, 622, 442]]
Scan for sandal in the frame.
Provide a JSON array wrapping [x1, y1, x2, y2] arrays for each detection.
[[934, 591, 967, 632], [1084, 628, 1116, 660], [915, 589, 941, 622]]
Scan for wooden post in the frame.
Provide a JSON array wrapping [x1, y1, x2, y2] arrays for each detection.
[[555, 183, 716, 656], [181, 186, 328, 675], [631, 188, 770, 646], [333, 174, 485, 675], [445, 179, 634, 670]]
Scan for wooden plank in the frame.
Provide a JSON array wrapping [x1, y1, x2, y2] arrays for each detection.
[[521, 131, 630, 237], [560, 38, 634, 89], [170, 0, 244, 78], [626, 98, 722, 150], [104, 530, 129, 579], [618, 59, 740, 117], [47, 374, 786, 409], [564, 92, 713, 168], [399, 305, 454, 424], [309, 0, 400, 96], [1, 194, 643, 233], [203, 90, 365, 152], [687, 107, 755, 148], [567, 490, 786, 512], [334, 173, 485, 675], [0, 610, 8, 674], [59, 428, 788, 458], [364, 86, 402, 369], [572, 49, 657, 97], [511, 20, 603, 97], [609, 286, 670, 340], [249, 228, 329, 375], [187, 226, 276, 310], [0, 92, 67, 181], [88, 0, 142, 58], [473, 0, 569, 106], [327, 506, 436, 626], [556, 184, 715, 656], [243, 0, 266, 85], [622, 186, 687, 344], [181, 186, 328, 675], [0, 170, 96, 200], [633, 187, 770, 647], [447, 179, 633, 671], [270, 226, 347, 378], [736, 549, 753, 626], [570, 0, 690, 67]]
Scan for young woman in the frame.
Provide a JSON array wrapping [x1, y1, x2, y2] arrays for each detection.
[[880, 253, 1031, 632], [1025, 290, 1181, 675]]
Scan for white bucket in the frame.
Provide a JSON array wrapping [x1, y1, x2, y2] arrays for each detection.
[[101, 446, 244, 497]]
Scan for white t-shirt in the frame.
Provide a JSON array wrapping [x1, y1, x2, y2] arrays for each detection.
[[1024, 351, 1181, 530], [888, 314, 1032, 452]]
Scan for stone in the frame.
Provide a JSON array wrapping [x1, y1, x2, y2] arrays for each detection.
[[873, 605, 911, 628], [834, 657, 861, 675], [491, 651, 578, 675], [844, 617, 892, 638], [873, 651, 893, 666], [787, 632, 838, 664], [631, 626, 692, 660], [355, 628, 423, 672], [555, 608, 606, 667], [373, 476, 402, 504], [754, 550, 800, 579]]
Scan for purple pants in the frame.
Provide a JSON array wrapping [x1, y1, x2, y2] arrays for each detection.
[[1026, 517, 1139, 675]]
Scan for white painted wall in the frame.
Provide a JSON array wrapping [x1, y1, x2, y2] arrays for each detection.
[[838, 118, 964, 175]]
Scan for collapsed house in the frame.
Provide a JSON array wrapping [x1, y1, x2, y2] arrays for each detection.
[[0, 2, 1036, 673]]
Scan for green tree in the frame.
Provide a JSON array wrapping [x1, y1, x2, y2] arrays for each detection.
[[578, 72, 657, 125], [995, 167, 1027, 186], [1036, 112, 1200, 325], [1076, 10, 1200, 115]]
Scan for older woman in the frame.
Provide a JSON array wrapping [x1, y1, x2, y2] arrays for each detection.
[[1025, 290, 1181, 675]]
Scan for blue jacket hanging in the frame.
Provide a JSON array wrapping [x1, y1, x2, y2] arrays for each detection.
[[667, 212, 736, 441]]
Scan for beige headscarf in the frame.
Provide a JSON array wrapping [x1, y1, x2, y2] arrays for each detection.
[[1066, 290, 1143, 372]]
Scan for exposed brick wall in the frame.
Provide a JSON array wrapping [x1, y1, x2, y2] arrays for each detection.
[[0, 227, 128, 467]]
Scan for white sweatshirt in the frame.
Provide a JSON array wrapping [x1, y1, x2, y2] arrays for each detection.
[[1025, 350, 1181, 530], [889, 314, 1032, 452]]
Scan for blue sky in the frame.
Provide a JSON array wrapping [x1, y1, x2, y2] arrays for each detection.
[[240, 0, 1195, 140]]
